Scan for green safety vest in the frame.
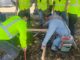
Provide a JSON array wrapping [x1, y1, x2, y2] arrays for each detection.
[[54, 0, 66, 12], [27, 20, 33, 46], [37, 0, 47, 11], [59, 0, 66, 12], [19, 0, 30, 10], [77, 0, 80, 17], [0, 16, 27, 49], [67, 0, 79, 14], [49, 0, 53, 5], [54, 0, 59, 11]]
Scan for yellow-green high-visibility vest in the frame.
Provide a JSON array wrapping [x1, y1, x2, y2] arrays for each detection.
[[54, 0, 60, 11], [0, 16, 27, 49], [59, 0, 66, 12], [54, 0, 66, 12], [49, 0, 53, 5], [77, 0, 80, 17], [67, 0, 79, 14], [37, 0, 47, 11], [19, 0, 31, 10]]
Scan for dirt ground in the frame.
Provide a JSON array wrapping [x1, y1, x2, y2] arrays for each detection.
[[16, 21, 80, 60], [16, 16, 80, 60], [26, 37, 80, 60]]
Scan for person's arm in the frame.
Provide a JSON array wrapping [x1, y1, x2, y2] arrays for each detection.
[[17, 19, 27, 60], [41, 20, 58, 49], [18, 20, 27, 49], [41, 20, 58, 60]]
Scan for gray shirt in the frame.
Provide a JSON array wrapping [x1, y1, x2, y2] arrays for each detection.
[[0, 0, 16, 7]]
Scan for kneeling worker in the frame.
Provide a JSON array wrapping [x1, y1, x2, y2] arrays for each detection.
[[41, 12, 74, 52]]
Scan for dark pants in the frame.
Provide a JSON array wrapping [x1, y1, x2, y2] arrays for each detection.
[[78, 17, 80, 21], [0, 12, 6, 22], [68, 14, 78, 35], [0, 41, 19, 60]]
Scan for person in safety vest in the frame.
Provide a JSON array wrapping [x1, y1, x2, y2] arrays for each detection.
[[18, 0, 31, 10], [31, 0, 48, 27], [0, 13, 28, 60], [77, 0, 80, 21], [37, 0, 47, 11], [67, 0, 79, 35], [53, 0, 78, 35], [18, 9, 33, 46], [18, 0, 31, 27], [41, 12, 74, 52], [74, 0, 80, 41], [53, 0, 69, 24]]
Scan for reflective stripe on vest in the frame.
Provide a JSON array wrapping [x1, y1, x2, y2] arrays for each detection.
[[0, 18, 22, 39], [0, 23, 12, 39]]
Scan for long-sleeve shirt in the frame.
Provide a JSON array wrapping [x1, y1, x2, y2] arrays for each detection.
[[42, 18, 71, 46], [0, 16, 27, 49], [0, 0, 16, 7]]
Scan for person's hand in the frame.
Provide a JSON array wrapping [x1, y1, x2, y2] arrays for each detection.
[[41, 45, 46, 50], [23, 48, 27, 52], [23, 48, 27, 60]]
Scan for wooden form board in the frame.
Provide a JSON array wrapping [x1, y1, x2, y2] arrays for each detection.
[[27, 29, 47, 32]]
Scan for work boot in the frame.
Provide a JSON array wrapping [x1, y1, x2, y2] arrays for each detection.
[[51, 45, 58, 52]]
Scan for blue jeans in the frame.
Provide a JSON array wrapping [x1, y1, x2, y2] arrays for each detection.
[[52, 36, 61, 48]]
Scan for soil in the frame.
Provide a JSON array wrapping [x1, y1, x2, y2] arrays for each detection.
[[16, 19, 80, 60], [26, 33, 80, 60]]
